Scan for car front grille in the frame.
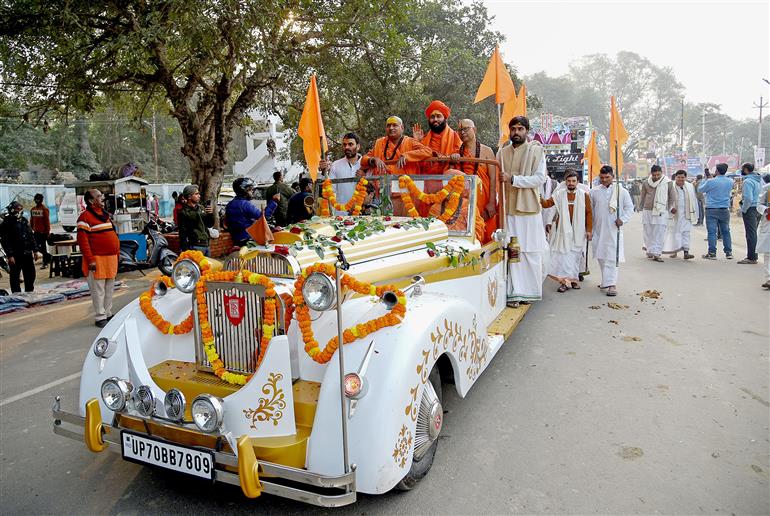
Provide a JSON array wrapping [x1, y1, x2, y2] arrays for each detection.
[[193, 281, 283, 376]]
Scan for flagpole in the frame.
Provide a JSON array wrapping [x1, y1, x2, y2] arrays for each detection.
[[615, 141, 621, 267], [497, 103, 507, 231]]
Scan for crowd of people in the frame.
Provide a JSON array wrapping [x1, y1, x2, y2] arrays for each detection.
[[172, 103, 770, 305], [4, 103, 768, 330]]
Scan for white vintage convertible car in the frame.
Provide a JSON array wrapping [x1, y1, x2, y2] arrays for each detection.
[[52, 173, 529, 506]]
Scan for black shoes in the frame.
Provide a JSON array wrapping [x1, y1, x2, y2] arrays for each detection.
[[94, 315, 113, 328]]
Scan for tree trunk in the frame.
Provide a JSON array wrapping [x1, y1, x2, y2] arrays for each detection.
[[185, 152, 226, 227]]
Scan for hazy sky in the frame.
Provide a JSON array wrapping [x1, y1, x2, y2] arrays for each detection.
[[481, 0, 770, 120]]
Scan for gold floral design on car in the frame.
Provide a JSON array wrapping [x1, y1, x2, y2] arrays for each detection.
[[405, 348, 430, 422], [487, 277, 498, 307], [243, 372, 286, 428], [392, 424, 413, 468]]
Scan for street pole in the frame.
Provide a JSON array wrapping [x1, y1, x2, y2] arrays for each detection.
[[754, 96, 767, 151], [680, 97, 685, 152], [701, 109, 706, 168]]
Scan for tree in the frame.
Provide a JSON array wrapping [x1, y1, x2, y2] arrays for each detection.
[[528, 52, 686, 167], [1, 0, 406, 204], [271, 1, 508, 159]]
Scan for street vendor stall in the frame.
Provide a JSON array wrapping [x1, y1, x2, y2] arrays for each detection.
[[66, 177, 150, 260]]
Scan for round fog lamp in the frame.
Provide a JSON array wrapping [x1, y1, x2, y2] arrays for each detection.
[[134, 385, 156, 416], [302, 272, 336, 311], [101, 377, 133, 412], [93, 337, 117, 358], [163, 388, 186, 422], [343, 373, 366, 399], [172, 259, 200, 293], [191, 394, 224, 433]]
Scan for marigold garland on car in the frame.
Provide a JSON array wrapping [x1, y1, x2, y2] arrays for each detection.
[[398, 174, 465, 223], [293, 262, 407, 364], [176, 249, 212, 273], [139, 275, 194, 335], [196, 270, 278, 386], [318, 177, 369, 216]]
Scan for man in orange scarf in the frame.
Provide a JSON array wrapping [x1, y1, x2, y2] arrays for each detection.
[[413, 100, 462, 175], [359, 116, 433, 176], [413, 100, 462, 215], [451, 118, 498, 243]]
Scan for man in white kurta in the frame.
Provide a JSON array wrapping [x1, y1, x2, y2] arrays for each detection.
[[498, 116, 548, 306], [321, 133, 361, 216], [639, 165, 676, 261], [590, 166, 634, 297], [663, 170, 697, 259], [540, 171, 592, 292]]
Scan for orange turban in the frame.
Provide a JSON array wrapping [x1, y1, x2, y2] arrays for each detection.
[[425, 100, 450, 119]]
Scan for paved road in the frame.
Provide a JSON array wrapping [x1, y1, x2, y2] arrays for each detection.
[[1, 216, 768, 515]]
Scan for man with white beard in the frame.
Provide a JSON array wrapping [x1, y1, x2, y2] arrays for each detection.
[[590, 165, 634, 297], [639, 164, 676, 262], [540, 170, 592, 292], [663, 170, 698, 259]]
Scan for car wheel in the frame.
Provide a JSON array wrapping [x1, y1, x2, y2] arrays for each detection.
[[396, 366, 443, 491]]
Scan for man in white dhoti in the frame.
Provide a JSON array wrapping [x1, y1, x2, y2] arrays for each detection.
[[553, 177, 591, 278], [498, 116, 548, 307], [540, 170, 592, 292], [663, 170, 697, 259], [590, 165, 634, 297], [639, 165, 676, 262]]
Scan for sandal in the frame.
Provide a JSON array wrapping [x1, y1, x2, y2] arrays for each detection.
[[606, 286, 617, 296], [571, 282, 580, 289], [557, 285, 568, 293], [652, 256, 664, 262]]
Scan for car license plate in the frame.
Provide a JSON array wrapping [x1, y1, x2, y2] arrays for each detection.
[[121, 431, 215, 480]]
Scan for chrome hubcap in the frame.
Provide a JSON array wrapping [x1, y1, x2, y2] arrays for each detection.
[[413, 379, 441, 461]]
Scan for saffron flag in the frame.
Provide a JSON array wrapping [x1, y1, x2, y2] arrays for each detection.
[[609, 96, 628, 178], [474, 45, 515, 105], [298, 74, 328, 181], [514, 82, 527, 117], [499, 82, 528, 144], [583, 130, 602, 185], [498, 88, 518, 144]]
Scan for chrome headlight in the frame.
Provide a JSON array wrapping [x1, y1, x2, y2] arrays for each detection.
[[153, 281, 168, 297], [191, 394, 224, 433], [302, 272, 336, 311], [134, 385, 156, 417], [101, 377, 133, 412], [163, 388, 186, 422], [93, 337, 117, 358], [172, 259, 200, 293]]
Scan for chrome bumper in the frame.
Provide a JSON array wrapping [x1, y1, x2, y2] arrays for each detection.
[[52, 397, 356, 507]]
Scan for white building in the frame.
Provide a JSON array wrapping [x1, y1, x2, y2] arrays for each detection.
[[233, 112, 304, 184]]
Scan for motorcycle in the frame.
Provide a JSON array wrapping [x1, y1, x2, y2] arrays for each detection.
[[119, 219, 177, 276], [0, 245, 8, 277]]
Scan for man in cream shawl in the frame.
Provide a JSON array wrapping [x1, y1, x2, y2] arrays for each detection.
[[639, 165, 676, 262], [663, 170, 698, 259], [540, 170, 592, 292], [497, 116, 548, 307]]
